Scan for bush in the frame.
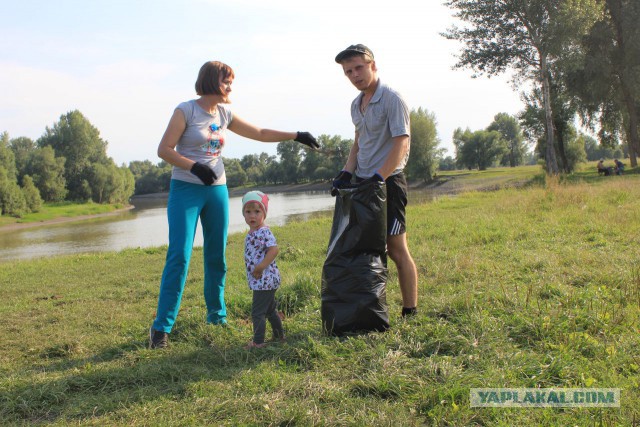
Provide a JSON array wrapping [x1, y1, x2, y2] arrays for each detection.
[[563, 139, 587, 173], [0, 180, 27, 217], [21, 175, 43, 212]]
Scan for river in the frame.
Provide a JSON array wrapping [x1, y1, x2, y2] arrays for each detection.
[[0, 186, 443, 263], [0, 190, 337, 263]]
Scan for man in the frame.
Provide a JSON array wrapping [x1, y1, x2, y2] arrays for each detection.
[[333, 44, 418, 317]]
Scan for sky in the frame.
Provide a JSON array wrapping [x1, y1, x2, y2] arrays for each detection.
[[1, 0, 526, 166]]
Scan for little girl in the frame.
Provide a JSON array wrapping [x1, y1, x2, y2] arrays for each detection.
[[242, 191, 285, 348]]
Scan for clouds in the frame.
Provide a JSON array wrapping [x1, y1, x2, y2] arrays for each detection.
[[1, 1, 525, 165]]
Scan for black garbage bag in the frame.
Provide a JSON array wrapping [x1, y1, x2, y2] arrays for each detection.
[[321, 181, 390, 336]]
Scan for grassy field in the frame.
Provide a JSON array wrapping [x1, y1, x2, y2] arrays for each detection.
[[1, 165, 638, 425]]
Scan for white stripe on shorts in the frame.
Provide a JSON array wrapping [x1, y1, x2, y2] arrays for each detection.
[[389, 218, 402, 235]]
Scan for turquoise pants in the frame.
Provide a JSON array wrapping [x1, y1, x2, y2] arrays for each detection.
[[152, 179, 229, 333]]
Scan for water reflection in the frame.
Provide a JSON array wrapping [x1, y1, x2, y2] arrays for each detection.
[[0, 191, 337, 263]]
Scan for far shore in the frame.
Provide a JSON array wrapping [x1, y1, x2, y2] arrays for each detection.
[[127, 174, 493, 202], [0, 206, 136, 232], [0, 174, 530, 233], [131, 180, 334, 202]]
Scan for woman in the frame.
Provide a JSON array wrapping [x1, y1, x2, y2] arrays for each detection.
[[149, 60, 318, 349]]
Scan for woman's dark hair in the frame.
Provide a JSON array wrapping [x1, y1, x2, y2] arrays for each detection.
[[195, 61, 235, 96]]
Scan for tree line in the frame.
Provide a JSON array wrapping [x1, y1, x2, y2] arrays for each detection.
[[444, 0, 640, 174], [450, 112, 625, 172], [1, 111, 135, 217], [6, 0, 640, 219], [123, 108, 446, 195], [1, 98, 629, 219], [0, 108, 443, 217]]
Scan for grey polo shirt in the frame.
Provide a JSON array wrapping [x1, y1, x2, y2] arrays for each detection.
[[351, 79, 411, 178]]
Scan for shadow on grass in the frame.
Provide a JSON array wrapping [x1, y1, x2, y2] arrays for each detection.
[[0, 273, 329, 423], [1, 325, 323, 423]]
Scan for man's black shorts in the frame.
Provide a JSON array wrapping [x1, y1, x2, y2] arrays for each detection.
[[356, 172, 408, 235]]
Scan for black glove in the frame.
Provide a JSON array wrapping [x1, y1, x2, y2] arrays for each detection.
[[294, 131, 320, 149], [330, 170, 353, 196], [190, 162, 217, 185], [358, 172, 385, 187], [332, 170, 352, 189]]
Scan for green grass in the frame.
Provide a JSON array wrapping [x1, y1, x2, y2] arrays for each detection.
[[1, 167, 639, 425], [437, 164, 542, 180]]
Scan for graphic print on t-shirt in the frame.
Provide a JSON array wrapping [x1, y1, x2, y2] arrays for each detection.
[[201, 123, 224, 157]]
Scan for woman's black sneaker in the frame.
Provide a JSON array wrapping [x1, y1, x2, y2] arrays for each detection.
[[149, 327, 168, 349]]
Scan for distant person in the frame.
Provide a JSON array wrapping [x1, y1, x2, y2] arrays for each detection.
[[332, 44, 419, 318], [597, 159, 612, 176], [614, 158, 625, 175], [149, 61, 318, 349], [242, 191, 285, 349]]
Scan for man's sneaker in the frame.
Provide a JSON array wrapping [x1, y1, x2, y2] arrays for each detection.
[[401, 307, 418, 318], [149, 327, 168, 349]]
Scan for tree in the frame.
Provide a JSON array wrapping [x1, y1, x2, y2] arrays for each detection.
[[0, 132, 17, 182], [556, 123, 587, 172], [239, 154, 258, 171], [300, 135, 351, 182], [24, 146, 67, 202], [0, 178, 27, 217], [444, 0, 600, 175], [89, 163, 111, 204], [9, 136, 36, 182], [264, 162, 284, 185], [405, 108, 442, 183], [603, 0, 640, 165], [487, 113, 526, 167], [439, 156, 457, 171], [454, 128, 506, 170], [247, 153, 276, 184], [0, 132, 27, 216], [224, 158, 248, 187], [582, 133, 615, 160], [84, 160, 134, 204], [277, 141, 302, 184], [129, 160, 171, 195], [300, 143, 322, 180], [567, 0, 640, 166], [21, 175, 43, 213], [37, 110, 111, 200], [107, 164, 135, 204], [520, 83, 588, 173]]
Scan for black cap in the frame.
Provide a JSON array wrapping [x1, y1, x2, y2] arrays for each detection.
[[335, 44, 374, 63]]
